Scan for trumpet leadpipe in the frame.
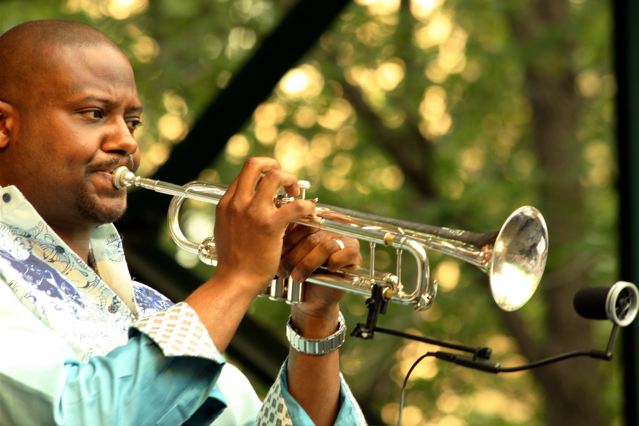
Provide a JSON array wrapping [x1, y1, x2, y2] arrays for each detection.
[[113, 166, 227, 203]]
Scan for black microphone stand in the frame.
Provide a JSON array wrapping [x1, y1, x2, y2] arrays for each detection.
[[351, 284, 621, 373], [351, 284, 493, 360]]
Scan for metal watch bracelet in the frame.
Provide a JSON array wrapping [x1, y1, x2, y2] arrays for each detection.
[[286, 312, 346, 356]]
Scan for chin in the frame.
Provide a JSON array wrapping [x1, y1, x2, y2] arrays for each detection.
[[82, 206, 126, 225], [98, 207, 127, 224], [77, 193, 128, 225]]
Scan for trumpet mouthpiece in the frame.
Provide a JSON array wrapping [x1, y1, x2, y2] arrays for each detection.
[[112, 166, 134, 189]]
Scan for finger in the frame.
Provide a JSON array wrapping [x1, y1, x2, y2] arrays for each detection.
[[274, 199, 316, 228], [282, 224, 320, 255], [280, 229, 323, 277], [290, 236, 346, 282], [325, 238, 361, 272], [278, 224, 319, 278], [254, 169, 299, 205], [235, 157, 280, 201], [282, 180, 303, 197]]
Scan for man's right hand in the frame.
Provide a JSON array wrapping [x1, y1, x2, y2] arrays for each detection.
[[211, 157, 317, 296], [186, 157, 316, 351]]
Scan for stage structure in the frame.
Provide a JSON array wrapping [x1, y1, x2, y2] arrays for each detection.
[[615, 1, 639, 424]]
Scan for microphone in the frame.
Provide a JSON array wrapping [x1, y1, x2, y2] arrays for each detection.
[[573, 281, 639, 327]]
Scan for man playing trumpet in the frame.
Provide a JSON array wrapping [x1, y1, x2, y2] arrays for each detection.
[[0, 19, 365, 425]]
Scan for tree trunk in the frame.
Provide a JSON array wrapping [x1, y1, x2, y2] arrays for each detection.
[[505, 1, 607, 424]]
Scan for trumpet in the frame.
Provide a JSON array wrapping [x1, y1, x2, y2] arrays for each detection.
[[113, 167, 548, 312]]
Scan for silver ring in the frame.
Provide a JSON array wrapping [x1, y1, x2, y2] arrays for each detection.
[[334, 238, 345, 251]]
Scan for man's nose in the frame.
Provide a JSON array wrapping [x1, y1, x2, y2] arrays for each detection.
[[102, 119, 139, 156]]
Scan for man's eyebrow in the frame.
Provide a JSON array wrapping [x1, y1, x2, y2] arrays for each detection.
[[126, 104, 144, 114], [70, 95, 143, 113]]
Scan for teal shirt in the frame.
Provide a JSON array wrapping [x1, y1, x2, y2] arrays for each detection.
[[0, 184, 365, 425], [0, 328, 362, 425]]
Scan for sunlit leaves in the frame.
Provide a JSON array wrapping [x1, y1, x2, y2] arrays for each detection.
[[1, 0, 616, 423], [278, 65, 324, 99], [411, 0, 444, 21], [419, 85, 452, 137], [355, 0, 401, 16], [225, 134, 251, 163], [65, 0, 148, 20]]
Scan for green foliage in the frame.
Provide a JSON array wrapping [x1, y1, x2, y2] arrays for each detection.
[[0, 0, 617, 424]]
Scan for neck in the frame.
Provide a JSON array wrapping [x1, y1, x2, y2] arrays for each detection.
[[52, 225, 93, 263]]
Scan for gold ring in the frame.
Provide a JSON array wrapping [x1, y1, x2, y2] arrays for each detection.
[[334, 238, 345, 251]]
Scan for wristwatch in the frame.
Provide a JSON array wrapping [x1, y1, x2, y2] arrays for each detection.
[[286, 312, 346, 356]]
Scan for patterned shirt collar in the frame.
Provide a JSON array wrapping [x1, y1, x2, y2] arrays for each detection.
[[0, 185, 175, 360], [0, 185, 138, 312]]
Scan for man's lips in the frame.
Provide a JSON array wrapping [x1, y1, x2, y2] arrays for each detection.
[[91, 170, 122, 190], [87, 155, 135, 189], [87, 156, 136, 180], [88, 165, 132, 192]]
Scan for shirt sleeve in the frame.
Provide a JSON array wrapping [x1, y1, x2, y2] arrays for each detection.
[[257, 360, 367, 426], [0, 283, 227, 426]]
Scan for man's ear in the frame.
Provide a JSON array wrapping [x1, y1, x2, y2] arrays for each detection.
[[0, 100, 16, 149]]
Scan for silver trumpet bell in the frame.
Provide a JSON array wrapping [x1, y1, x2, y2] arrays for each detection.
[[113, 167, 549, 312]]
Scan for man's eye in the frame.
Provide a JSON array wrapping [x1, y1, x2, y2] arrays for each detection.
[[127, 118, 143, 134], [81, 109, 105, 120]]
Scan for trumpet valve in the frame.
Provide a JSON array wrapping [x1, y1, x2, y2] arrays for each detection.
[[274, 179, 316, 207], [274, 195, 295, 207], [197, 237, 218, 265], [297, 180, 311, 199]]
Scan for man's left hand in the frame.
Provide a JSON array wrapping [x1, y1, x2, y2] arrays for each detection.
[[279, 224, 360, 322]]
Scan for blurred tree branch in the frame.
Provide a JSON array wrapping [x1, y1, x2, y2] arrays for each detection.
[[339, 79, 437, 198]]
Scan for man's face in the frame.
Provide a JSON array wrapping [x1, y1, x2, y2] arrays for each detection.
[[4, 43, 142, 230]]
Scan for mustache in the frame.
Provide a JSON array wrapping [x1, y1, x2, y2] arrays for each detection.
[[87, 155, 135, 174]]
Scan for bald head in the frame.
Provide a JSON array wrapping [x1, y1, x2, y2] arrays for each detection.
[[0, 20, 123, 103]]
